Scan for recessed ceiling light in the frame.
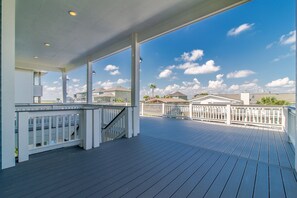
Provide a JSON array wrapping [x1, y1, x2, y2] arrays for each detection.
[[44, 43, 50, 47], [68, 10, 77, 16], [34, 56, 38, 59]]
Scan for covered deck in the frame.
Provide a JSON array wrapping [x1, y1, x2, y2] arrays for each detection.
[[1, 117, 296, 198]]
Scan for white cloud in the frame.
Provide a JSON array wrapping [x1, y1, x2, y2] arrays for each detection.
[[72, 78, 80, 83], [117, 79, 129, 84], [229, 84, 240, 91], [266, 77, 295, 88], [158, 69, 172, 78], [110, 70, 120, 75], [181, 49, 204, 62], [176, 62, 198, 70], [226, 70, 255, 78], [280, 30, 296, 45], [227, 23, 254, 36], [184, 60, 220, 75], [208, 74, 226, 90], [272, 53, 294, 62], [53, 81, 59, 84], [104, 65, 121, 75], [104, 64, 119, 71]]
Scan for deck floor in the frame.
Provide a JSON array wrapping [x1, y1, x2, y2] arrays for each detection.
[[0, 117, 296, 198]]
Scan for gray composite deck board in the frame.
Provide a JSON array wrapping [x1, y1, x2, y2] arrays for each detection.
[[0, 117, 296, 198]]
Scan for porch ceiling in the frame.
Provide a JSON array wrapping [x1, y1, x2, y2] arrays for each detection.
[[15, 0, 249, 72]]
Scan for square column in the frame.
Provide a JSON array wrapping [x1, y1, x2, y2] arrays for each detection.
[[1, 0, 16, 169], [62, 71, 67, 103], [131, 33, 140, 136], [87, 61, 93, 104]]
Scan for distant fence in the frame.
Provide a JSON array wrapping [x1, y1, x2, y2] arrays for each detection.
[[140, 103, 285, 129]]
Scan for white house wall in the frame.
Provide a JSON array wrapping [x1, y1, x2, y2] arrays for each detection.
[[195, 98, 232, 104], [15, 69, 34, 103]]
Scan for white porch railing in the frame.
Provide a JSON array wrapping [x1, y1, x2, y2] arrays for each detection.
[[141, 103, 285, 129], [15, 104, 134, 162]]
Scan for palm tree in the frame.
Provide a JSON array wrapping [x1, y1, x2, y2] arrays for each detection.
[[149, 84, 157, 98]]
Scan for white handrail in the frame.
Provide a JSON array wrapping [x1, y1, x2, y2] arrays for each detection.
[[141, 103, 284, 129]]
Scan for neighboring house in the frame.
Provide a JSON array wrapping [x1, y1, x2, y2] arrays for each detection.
[[190, 94, 242, 105], [93, 88, 105, 96], [192, 92, 295, 105], [146, 98, 189, 104], [168, 91, 188, 100], [93, 86, 131, 103], [74, 92, 87, 102]]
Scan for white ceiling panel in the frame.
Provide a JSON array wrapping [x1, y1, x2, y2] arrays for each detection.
[[15, 0, 249, 71]]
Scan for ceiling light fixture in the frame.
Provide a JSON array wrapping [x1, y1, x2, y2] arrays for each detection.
[[44, 43, 50, 47], [68, 10, 77, 16]]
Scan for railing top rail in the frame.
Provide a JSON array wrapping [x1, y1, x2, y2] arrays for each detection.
[[15, 103, 134, 112]]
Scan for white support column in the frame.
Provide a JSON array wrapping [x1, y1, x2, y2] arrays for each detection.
[[295, 40, 297, 171], [131, 33, 140, 136], [18, 112, 29, 162], [82, 110, 93, 150], [226, 104, 231, 125], [189, 103, 193, 120], [87, 61, 93, 104], [1, 0, 16, 169], [93, 109, 101, 148], [62, 71, 67, 103], [162, 103, 165, 116]]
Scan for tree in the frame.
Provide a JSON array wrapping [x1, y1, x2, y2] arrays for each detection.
[[155, 95, 160, 98], [143, 95, 150, 101], [256, 97, 289, 105], [149, 84, 157, 98]]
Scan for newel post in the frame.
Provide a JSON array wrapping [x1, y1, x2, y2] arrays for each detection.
[[92, 109, 102, 148], [126, 108, 133, 138], [80, 109, 93, 150], [226, 104, 231, 125], [18, 112, 29, 162]]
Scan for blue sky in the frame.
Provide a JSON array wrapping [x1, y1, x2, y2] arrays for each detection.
[[42, 0, 295, 100]]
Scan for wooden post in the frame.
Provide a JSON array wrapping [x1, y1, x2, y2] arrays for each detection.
[[226, 104, 231, 125], [93, 109, 101, 148], [18, 112, 29, 162]]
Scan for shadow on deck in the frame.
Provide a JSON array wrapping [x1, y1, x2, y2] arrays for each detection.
[[0, 117, 296, 198]]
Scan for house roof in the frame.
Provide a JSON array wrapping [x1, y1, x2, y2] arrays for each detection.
[[146, 98, 188, 104], [104, 86, 131, 92], [168, 91, 187, 97], [93, 88, 106, 93], [191, 94, 242, 102], [15, 0, 248, 72]]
